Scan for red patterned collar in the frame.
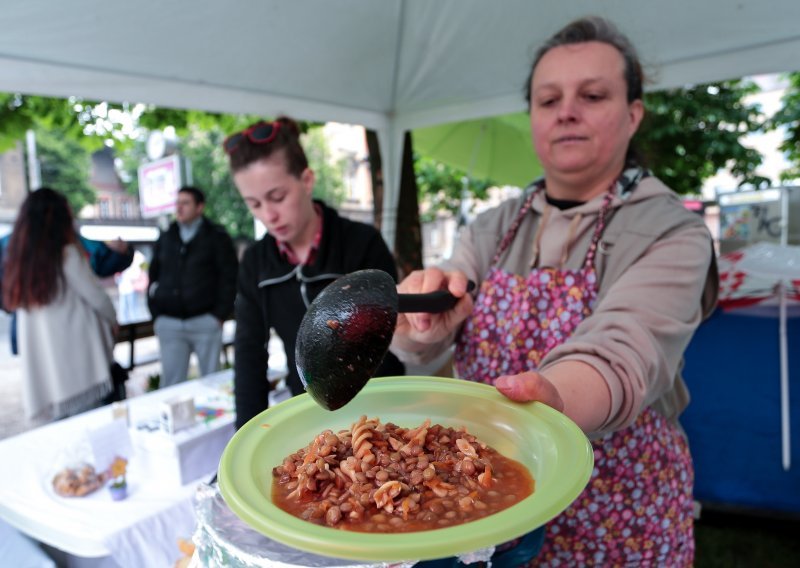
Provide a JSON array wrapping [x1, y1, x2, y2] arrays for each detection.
[[277, 203, 323, 265]]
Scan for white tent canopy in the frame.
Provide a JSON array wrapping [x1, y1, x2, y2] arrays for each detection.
[[1, 0, 800, 244]]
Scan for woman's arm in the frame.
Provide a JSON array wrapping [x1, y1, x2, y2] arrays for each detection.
[[502, 224, 714, 435], [233, 249, 269, 429]]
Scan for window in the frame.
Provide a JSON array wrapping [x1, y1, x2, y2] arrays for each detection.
[[121, 200, 134, 218]]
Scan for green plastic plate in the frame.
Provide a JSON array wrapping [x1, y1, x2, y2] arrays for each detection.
[[218, 376, 593, 562]]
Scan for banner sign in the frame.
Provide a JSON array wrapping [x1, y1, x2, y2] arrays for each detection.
[[137, 155, 183, 218]]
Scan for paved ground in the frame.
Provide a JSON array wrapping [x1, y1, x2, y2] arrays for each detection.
[[0, 312, 27, 440]]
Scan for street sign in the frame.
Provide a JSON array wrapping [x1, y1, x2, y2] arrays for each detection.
[[137, 155, 183, 218]]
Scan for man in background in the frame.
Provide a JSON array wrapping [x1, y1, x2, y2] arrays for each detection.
[[148, 186, 237, 387]]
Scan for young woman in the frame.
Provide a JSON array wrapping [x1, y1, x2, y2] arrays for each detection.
[[225, 116, 405, 428], [3, 188, 117, 422]]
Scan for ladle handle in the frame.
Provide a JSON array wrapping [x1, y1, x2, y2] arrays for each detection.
[[397, 281, 476, 313]]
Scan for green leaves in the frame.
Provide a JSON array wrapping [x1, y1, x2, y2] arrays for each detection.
[[35, 128, 95, 213], [414, 155, 492, 222], [636, 80, 767, 195], [0, 90, 350, 240], [769, 72, 800, 182]]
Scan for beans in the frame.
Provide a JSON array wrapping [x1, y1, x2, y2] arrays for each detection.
[[326, 506, 342, 526], [418, 511, 436, 522], [428, 501, 445, 515], [273, 418, 533, 534]]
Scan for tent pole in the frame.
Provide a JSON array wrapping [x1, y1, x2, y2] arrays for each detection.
[[779, 281, 791, 470], [376, 126, 403, 250]]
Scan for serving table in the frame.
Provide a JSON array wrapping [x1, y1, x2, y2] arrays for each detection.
[[0, 369, 236, 568]]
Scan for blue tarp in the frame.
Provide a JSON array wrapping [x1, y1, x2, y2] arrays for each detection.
[[682, 308, 800, 515]]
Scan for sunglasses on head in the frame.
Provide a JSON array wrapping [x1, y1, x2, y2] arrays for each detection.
[[223, 121, 281, 154]]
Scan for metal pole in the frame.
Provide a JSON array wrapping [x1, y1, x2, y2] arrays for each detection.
[[25, 130, 41, 190], [780, 187, 789, 247], [779, 187, 791, 470], [779, 281, 790, 470], [183, 156, 193, 186]]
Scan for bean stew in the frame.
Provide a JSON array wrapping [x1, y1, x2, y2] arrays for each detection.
[[272, 416, 534, 533]]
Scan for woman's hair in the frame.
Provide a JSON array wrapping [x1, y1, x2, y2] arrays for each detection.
[[524, 16, 645, 105], [2, 187, 75, 310], [226, 115, 309, 177]]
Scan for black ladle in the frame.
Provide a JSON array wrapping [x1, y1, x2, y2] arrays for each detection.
[[295, 269, 474, 411]]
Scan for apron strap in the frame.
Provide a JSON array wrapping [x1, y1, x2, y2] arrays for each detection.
[[491, 184, 617, 271], [490, 188, 539, 266], [583, 190, 616, 270]]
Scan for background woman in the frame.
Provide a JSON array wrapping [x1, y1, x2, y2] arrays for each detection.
[[392, 17, 718, 567], [2, 187, 117, 422], [226, 116, 404, 429]]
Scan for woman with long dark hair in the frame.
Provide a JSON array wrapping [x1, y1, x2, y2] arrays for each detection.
[[3, 188, 117, 421]]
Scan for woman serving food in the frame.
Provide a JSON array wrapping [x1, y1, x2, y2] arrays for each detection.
[[391, 16, 718, 567]]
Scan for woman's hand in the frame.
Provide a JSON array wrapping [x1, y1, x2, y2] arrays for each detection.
[[104, 238, 130, 255], [496, 371, 565, 412], [391, 267, 474, 352], [496, 361, 612, 434]]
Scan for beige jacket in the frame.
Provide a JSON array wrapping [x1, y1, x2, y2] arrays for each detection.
[[395, 177, 718, 434], [18, 245, 117, 420]]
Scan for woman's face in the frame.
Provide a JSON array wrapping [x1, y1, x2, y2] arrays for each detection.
[[529, 41, 643, 193], [233, 154, 316, 246]]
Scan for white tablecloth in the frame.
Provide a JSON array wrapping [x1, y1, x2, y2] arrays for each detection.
[[0, 370, 235, 568]]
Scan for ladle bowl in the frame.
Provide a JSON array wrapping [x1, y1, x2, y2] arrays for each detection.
[[295, 269, 471, 410]]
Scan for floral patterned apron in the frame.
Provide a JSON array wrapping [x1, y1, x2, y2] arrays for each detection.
[[454, 186, 694, 567]]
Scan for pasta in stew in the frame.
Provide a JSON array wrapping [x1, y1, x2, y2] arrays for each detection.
[[272, 416, 534, 532]]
